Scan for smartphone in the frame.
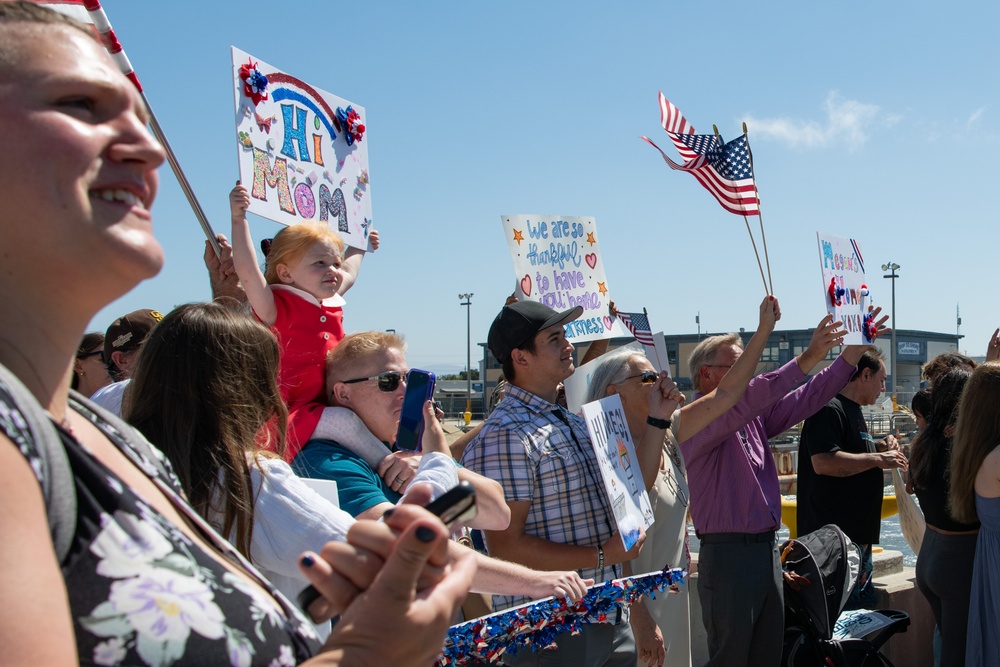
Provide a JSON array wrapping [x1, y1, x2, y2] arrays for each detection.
[[395, 369, 436, 451], [422, 481, 478, 528], [296, 483, 478, 617]]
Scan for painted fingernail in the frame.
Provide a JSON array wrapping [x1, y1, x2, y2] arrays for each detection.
[[416, 526, 436, 543], [382, 509, 395, 520], [301, 554, 315, 567]]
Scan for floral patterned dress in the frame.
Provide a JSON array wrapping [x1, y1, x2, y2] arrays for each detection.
[[0, 383, 321, 666]]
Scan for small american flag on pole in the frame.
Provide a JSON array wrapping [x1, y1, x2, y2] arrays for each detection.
[[642, 92, 760, 216], [35, 0, 142, 91], [33, 0, 221, 254], [617, 312, 656, 346]]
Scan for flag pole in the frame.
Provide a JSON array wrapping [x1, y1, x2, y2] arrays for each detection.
[[144, 105, 221, 256], [743, 122, 773, 294], [80, 0, 221, 257], [643, 308, 664, 371], [714, 124, 769, 296]]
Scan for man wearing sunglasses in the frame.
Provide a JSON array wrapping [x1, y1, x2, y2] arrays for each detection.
[[460, 301, 679, 667], [291, 331, 507, 526], [292, 330, 595, 606], [679, 308, 889, 667]]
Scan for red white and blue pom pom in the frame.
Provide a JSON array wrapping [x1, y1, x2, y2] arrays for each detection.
[[435, 568, 685, 666], [336, 105, 366, 145], [238, 59, 269, 106]]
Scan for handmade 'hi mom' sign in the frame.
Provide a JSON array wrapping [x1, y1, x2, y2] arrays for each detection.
[[232, 47, 372, 251], [580, 395, 654, 551], [502, 215, 628, 343], [816, 232, 873, 345]]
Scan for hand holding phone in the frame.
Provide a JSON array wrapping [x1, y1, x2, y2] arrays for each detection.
[[395, 369, 436, 451], [296, 483, 477, 619], [421, 481, 477, 528]]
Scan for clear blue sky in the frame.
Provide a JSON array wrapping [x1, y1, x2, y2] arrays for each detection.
[[91, 0, 1000, 374]]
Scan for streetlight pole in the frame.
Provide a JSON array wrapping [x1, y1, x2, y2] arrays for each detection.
[[459, 293, 473, 426], [881, 262, 900, 411]]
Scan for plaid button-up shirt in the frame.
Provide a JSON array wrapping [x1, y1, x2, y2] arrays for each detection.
[[460, 383, 618, 610]]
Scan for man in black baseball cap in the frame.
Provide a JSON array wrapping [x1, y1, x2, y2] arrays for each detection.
[[91, 308, 163, 415], [103, 308, 164, 381], [487, 301, 583, 383], [462, 299, 648, 666]]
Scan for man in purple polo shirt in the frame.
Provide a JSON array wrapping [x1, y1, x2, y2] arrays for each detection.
[[679, 310, 887, 667]]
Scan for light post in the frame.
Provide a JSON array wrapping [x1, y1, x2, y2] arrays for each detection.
[[459, 293, 473, 425], [881, 262, 900, 411]]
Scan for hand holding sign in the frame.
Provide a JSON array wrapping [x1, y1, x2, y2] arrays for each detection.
[[581, 395, 655, 551], [842, 306, 891, 365], [816, 232, 871, 344], [232, 47, 373, 251], [797, 314, 847, 374]]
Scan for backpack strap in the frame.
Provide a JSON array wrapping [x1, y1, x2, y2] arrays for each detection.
[[0, 363, 76, 564]]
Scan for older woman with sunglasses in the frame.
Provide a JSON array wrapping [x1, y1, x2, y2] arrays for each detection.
[[583, 296, 780, 667]]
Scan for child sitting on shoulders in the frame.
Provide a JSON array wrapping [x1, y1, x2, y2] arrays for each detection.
[[230, 182, 382, 462]]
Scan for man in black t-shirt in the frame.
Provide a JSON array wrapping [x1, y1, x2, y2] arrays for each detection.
[[796, 348, 908, 609]]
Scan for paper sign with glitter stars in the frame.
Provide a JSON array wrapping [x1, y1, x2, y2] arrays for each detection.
[[232, 47, 373, 251], [502, 215, 628, 343], [816, 232, 872, 345], [580, 394, 654, 551]]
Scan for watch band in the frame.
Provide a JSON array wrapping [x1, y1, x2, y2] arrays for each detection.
[[646, 415, 672, 429]]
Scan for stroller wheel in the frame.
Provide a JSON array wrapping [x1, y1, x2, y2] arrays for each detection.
[[782, 627, 821, 666]]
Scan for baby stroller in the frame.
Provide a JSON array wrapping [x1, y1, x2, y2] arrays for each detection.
[[781, 524, 910, 667]]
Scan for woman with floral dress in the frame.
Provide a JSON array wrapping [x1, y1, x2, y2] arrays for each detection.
[[0, 4, 473, 665]]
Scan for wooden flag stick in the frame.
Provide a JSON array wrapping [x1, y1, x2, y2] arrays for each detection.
[[73, 0, 221, 257], [714, 125, 769, 295], [743, 122, 773, 294], [643, 308, 664, 371], [144, 102, 221, 256]]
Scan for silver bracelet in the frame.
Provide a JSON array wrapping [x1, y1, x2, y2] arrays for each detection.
[[597, 545, 604, 570]]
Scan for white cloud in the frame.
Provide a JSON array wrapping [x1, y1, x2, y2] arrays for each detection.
[[967, 106, 986, 128], [743, 92, 881, 151]]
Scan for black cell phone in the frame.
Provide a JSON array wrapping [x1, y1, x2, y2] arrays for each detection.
[[395, 369, 436, 451], [422, 481, 478, 528], [296, 482, 477, 617]]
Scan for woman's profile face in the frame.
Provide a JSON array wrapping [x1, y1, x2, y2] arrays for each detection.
[[0, 23, 166, 294], [609, 355, 656, 432]]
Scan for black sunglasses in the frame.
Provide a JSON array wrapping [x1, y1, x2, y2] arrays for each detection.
[[77, 350, 105, 363], [343, 371, 406, 392], [625, 371, 658, 385]]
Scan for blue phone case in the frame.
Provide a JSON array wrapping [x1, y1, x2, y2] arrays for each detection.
[[395, 369, 436, 451]]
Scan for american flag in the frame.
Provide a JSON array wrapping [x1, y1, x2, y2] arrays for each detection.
[[618, 312, 656, 346], [642, 92, 760, 216], [33, 0, 143, 91]]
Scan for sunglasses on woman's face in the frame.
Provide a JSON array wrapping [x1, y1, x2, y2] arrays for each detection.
[[343, 370, 406, 392], [77, 350, 105, 363], [625, 371, 658, 385]]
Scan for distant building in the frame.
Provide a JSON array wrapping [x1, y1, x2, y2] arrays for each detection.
[[434, 379, 483, 417], [477, 328, 963, 417]]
